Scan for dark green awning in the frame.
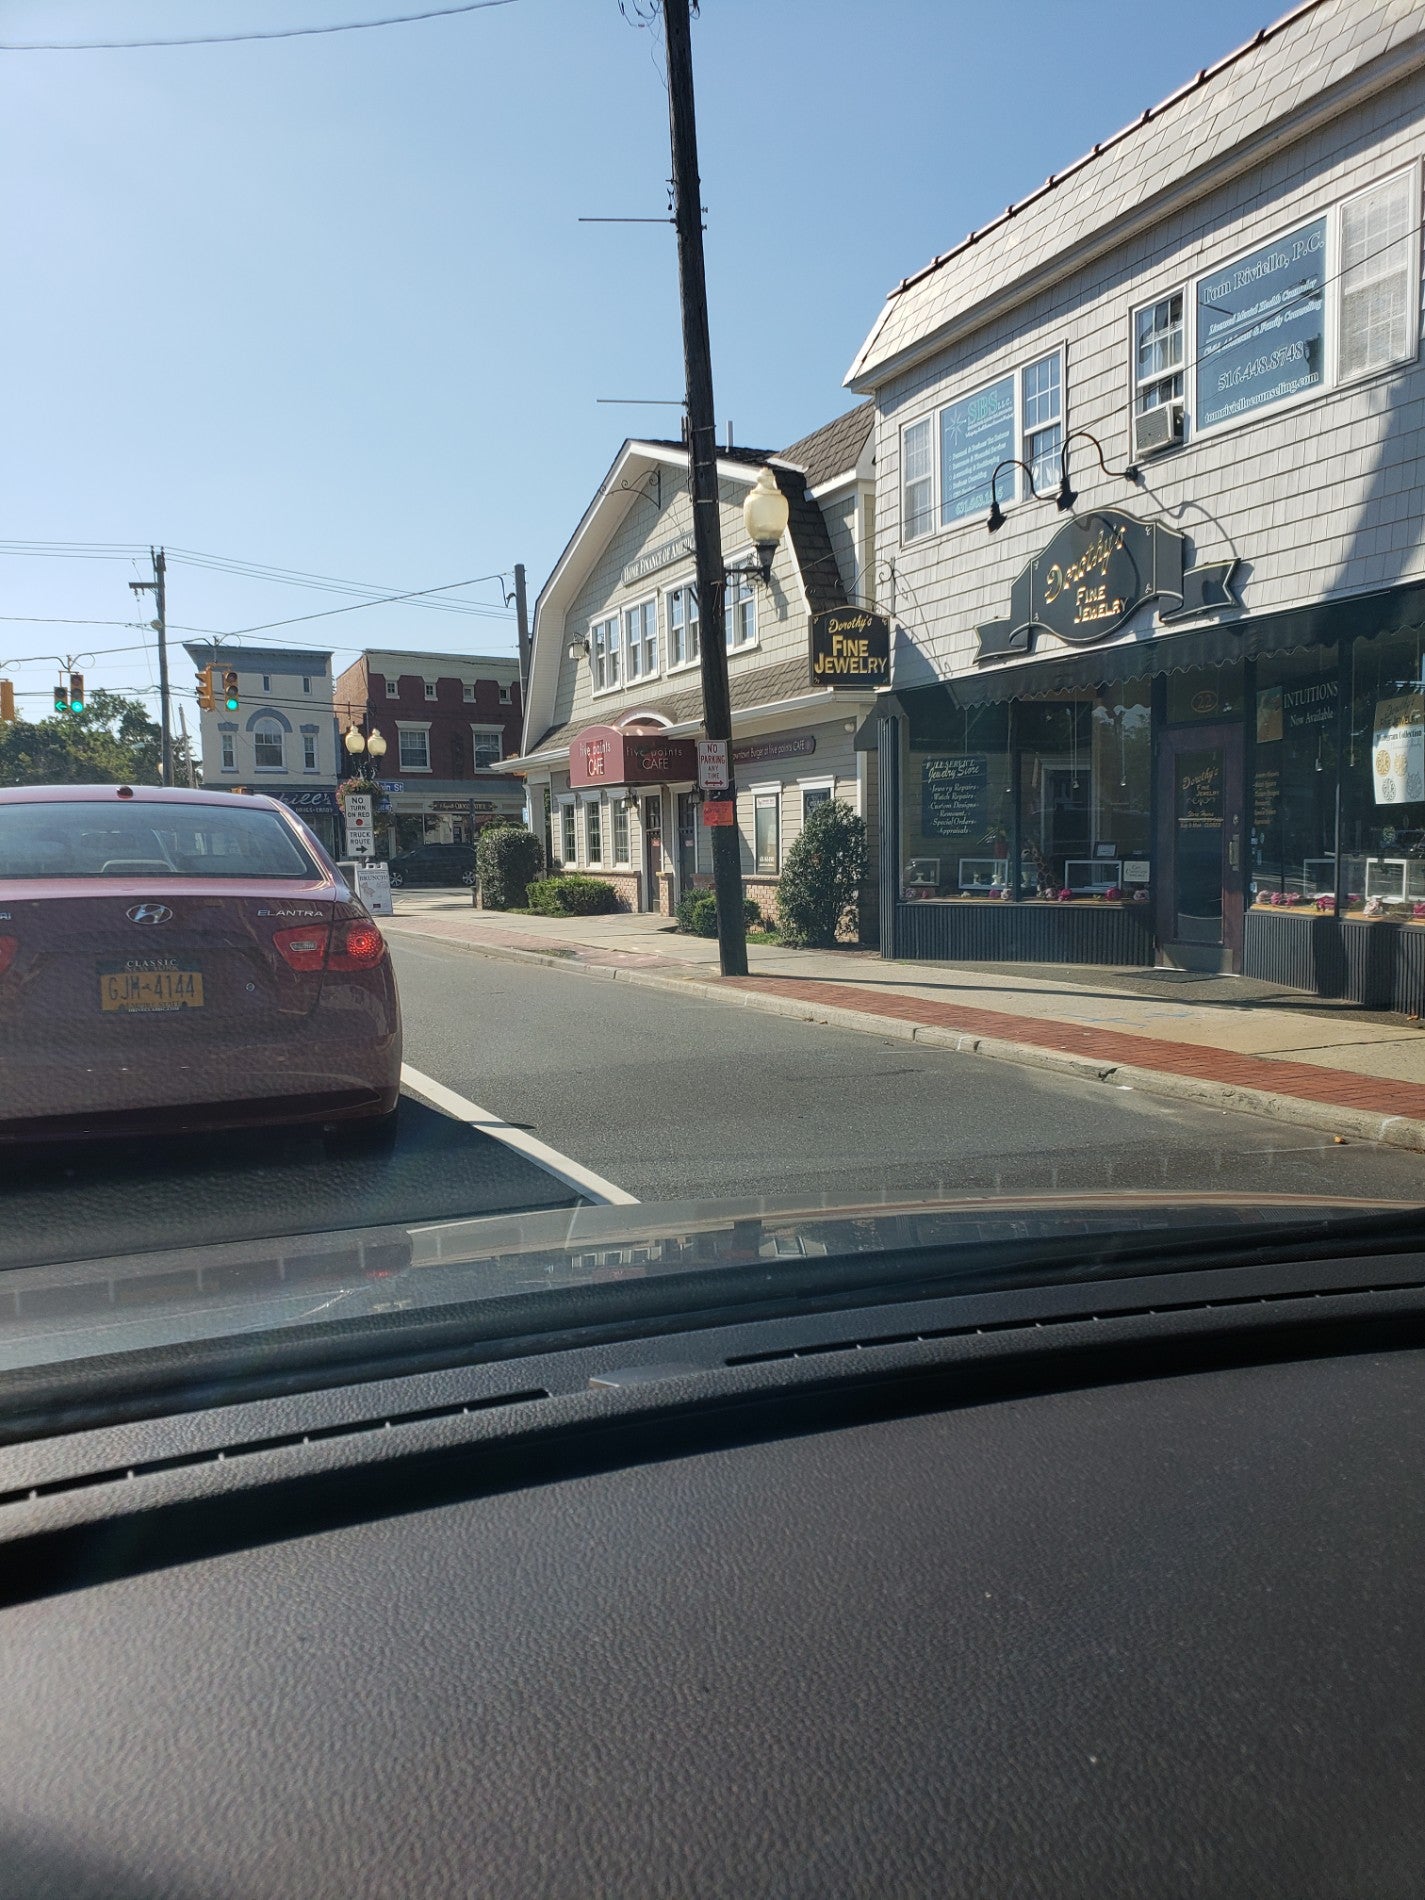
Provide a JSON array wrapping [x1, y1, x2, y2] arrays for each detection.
[[856, 582, 1425, 736]]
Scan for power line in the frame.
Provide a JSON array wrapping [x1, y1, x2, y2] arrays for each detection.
[[0, 0, 515, 53]]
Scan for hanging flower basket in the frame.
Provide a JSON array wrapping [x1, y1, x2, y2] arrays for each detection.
[[335, 775, 389, 815]]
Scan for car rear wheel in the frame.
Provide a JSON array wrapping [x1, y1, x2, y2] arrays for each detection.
[[322, 1105, 399, 1158], [386, 869, 405, 888], [459, 868, 477, 887]]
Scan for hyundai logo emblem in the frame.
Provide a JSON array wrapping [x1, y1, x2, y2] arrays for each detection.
[[126, 903, 174, 926]]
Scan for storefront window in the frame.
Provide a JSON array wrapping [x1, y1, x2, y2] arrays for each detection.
[[560, 802, 577, 865], [613, 798, 631, 864], [1018, 684, 1150, 898], [585, 799, 603, 867], [899, 695, 1013, 900], [1250, 645, 1338, 904], [753, 793, 780, 874], [1342, 629, 1425, 917]]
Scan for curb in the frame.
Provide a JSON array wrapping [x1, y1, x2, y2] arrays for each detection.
[[384, 918, 1425, 1156]]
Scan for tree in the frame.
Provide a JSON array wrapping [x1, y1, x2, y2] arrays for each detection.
[[775, 798, 867, 948], [0, 691, 165, 787]]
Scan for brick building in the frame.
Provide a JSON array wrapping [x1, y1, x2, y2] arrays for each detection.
[[848, 0, 1425, 1005], [334, 647, 525, 847]]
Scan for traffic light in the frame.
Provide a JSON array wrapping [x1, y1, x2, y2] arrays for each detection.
[[196, 665, 216, 712], [0, 679, 14, 722], [68, 673, 84, 713], [53, 681, 68, 714], [221, 668, 239, 712]]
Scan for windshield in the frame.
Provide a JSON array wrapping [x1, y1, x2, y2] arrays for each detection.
[[3, 0, 1425, 1418], [0, 800, 319, 879]]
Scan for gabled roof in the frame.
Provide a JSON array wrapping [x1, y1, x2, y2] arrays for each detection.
[[847, 0, 1425, 389], [777, 402, 874, 489]]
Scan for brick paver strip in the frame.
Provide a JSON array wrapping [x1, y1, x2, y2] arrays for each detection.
[[388, 913, 1425, 1126], [724, 975, 1425, 1123]]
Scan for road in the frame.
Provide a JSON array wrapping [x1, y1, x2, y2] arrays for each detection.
[[6, 926, 1425, 1296], [391, 932, 1425, 1208]]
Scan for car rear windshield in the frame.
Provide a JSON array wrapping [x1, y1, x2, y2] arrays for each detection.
[[0, 802, 319, 880]]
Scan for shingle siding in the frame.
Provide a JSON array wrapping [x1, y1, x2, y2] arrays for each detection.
[[866, 57, 1425, 691]]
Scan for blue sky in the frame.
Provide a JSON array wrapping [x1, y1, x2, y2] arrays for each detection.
[[1, 0, 1273, 718]]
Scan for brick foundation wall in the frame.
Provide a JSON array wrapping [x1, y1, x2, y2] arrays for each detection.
[[582, 871, 642, 912]]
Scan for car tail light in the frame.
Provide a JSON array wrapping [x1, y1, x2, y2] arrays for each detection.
[[273, 926, 329, 973], [273, 920, 387, 974], [0, 936, 16, 979], [329, 920, 387, 971]]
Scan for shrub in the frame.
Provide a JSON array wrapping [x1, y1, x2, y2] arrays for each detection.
[[675, 889, 762, 938], [476, 822, 543, 910], [775, 798, 866, 948], [526, 873, 622, 917]]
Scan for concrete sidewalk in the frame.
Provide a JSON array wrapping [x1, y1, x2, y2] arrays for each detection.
[[384, 893, 1425, 1154]]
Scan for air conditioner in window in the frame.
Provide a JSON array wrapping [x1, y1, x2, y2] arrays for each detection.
[[1133, 400, 1184, 459]]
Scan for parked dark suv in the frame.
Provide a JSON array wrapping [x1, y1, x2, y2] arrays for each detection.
[[385, 842, 477, 889]]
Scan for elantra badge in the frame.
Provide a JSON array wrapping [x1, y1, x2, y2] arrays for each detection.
[[126, 903, 174, 926]]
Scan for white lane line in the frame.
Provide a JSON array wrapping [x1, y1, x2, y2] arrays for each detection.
[[400, 1063, 639, 1206]]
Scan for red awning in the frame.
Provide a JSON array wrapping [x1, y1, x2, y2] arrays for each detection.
[[568, 724, 697, 789]]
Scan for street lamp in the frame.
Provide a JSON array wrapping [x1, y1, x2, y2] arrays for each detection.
[[344, 722, 388, 781], [733, 466, 791, 584]]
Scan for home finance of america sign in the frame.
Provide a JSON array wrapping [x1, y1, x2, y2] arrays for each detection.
[[622, 533, 695, 588]]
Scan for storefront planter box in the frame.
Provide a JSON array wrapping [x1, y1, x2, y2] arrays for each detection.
[[895, 899, 1154, 966], [1244, 908, 1425, 1012]]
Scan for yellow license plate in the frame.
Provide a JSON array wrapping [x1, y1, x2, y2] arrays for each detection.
[[99, 967, 205, 1012]]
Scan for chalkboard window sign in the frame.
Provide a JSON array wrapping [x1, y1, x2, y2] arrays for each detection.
[[921, 755, 990, 839]]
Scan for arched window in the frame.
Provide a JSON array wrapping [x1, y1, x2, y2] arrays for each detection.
[[253, 719, 285, 770]]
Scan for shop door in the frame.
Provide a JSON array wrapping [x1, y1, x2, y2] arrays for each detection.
[[1157, 723, 1245, 972], [644, 794, 663, 894], [676, 792, 698, 889]]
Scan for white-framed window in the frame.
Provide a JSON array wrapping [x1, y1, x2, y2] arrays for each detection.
[[753, 787, 781, 875], [901, 416, 933, 541], [1134, 290, 1185, 418], [302, 676, 312, 695], [471, 726, 502, 770], [1189, 165, 1421, 441], [590, 615, 620, 693], [613, 797, 631, 864], [499, 683, 512, 703], [463, 682, 475, 701], [585, 797, 604, 866], [1338, 167, 1419, 382], [253, 719, 284, 770], [385, 678, 399, 697], [424, 680, 437, 701], [220, 731, 236, 771], [726, 572, 757, 649], [302, 733, 318, 771], [1021, 351, 1063, 496], [397, 724, 431, 771], [623, 598, 658, 683], [668, 584, 700, 668], [560, 800, 577, 865], [800, 778, 834, 823], [901, 347, 1064, 541]]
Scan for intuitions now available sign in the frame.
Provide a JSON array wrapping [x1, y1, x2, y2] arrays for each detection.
[[809, 608, 891, 688], [976, 509, 1237, 662]]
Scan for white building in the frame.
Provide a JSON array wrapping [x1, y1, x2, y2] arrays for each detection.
[[182, 642, 341, 850], [846, 0, 1425, 1004]]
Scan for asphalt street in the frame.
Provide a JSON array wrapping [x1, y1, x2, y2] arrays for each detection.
[[391, 933, 1425, 1209]]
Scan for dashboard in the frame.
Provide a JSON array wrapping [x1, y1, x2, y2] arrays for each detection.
[[1, 1249, 1423, 1897]]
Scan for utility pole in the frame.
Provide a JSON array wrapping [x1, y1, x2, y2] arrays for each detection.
[[663, 0, 747, 978], [130, 547, 172, 785], [176, 702, 199, 786], [513, 562, 531, 703]]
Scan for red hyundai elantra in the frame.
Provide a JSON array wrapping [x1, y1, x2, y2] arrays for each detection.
[[0, 785, 401, 1146]]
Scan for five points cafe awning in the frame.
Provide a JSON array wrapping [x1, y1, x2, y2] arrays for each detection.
[[568, 725, 698, 790]]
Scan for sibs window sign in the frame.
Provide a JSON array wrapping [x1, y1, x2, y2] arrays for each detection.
[[1195, 217, 1326, 431]]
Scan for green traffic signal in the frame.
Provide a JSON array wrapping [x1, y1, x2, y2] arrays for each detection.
[[222, 669, 240, 711]]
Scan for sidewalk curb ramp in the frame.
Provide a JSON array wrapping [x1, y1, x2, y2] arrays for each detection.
[[384, 919, 1425, 1157]]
